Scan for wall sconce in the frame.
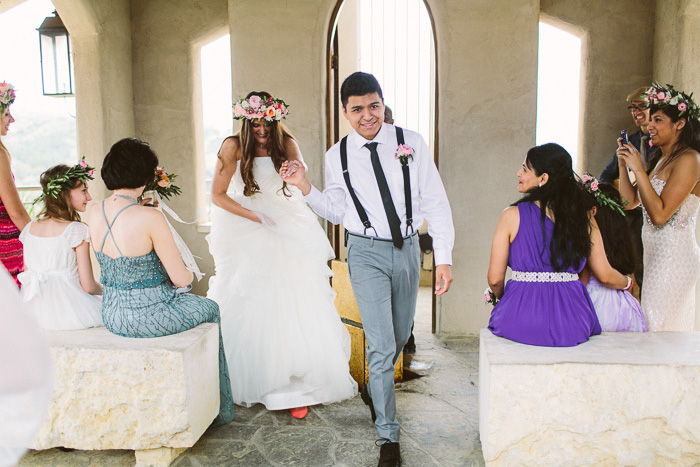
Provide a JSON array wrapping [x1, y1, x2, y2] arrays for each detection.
[[37, 11, 74, 96]]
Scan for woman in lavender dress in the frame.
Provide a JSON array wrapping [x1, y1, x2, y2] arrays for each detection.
[[486, 143, 631, 347], [581, 182, 647, 332]]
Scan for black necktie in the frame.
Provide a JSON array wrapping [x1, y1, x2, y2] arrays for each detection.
[[365, 142, 403, 249]]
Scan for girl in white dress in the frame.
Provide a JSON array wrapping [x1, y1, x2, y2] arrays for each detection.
[[207, 92, 357, 419], [618, 83, 700, 331], [19, 162, 103, 330]]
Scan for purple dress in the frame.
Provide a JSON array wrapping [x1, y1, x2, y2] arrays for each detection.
[[488, 202, 601, 347]]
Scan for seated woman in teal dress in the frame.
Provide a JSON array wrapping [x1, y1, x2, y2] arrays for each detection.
[[88, 138, 234, 425]]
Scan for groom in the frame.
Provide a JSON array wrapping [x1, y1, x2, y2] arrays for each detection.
[[282, 72, 454, 467]]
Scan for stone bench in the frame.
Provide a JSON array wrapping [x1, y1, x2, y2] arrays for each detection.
[[479, 328, 700, 465], [30, 324, 220, 467]]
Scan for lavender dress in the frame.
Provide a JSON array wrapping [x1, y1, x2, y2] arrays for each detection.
[[488, 202, 601, 347]]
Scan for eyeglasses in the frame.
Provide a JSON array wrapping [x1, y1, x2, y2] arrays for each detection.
[[627, 104, 649, 112]]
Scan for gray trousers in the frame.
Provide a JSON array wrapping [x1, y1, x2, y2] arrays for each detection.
[[347, 232, 421, 442]]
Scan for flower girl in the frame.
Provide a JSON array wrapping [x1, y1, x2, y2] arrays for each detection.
[[19, 161, 103, 330]]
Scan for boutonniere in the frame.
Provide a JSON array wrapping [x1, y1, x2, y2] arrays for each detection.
[[394, 144, 414, 165]]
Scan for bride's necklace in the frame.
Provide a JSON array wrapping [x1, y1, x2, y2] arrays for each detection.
[[114, 193, 137, 203]]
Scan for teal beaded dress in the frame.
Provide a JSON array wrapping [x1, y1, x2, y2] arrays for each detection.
[[95, 201, 234, 425]]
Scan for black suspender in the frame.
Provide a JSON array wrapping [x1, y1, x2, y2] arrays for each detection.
[[395, 127, 413, 235], [340, 126, 414, 241], [341, 136, 376, 236]]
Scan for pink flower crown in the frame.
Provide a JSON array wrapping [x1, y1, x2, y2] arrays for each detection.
[[644, 82, 700, 120], [233, 95, 289, 122], [0, 81, 16, 107]]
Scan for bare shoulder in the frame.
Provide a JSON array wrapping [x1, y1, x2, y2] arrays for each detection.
[[500, 205, 519, 221], [219, 136, 241, 162]]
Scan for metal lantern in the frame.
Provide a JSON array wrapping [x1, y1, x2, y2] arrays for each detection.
[[37, 11, 74, 96]]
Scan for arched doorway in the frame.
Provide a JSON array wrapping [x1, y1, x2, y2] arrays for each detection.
[[326, 0, 440, 332]]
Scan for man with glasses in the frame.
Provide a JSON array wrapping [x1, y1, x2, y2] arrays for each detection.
[[599, 86, 657, 292], [600, 87, 657, 183]]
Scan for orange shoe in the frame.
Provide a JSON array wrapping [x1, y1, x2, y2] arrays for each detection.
[[291, 406, 308, 419]]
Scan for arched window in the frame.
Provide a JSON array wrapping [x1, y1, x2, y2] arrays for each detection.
[[536, 21, 583, 169], [199, 34, 232, 218]]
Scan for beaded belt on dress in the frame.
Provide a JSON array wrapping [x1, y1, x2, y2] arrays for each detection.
[[511, 271, 579, 282]]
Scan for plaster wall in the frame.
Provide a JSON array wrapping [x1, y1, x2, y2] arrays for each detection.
[[428, 0, 539, 333], [130, 0, 227, 295], [53, 0, 135, 199], [653, 0, 700, 329], [540, 0, 656, 177]]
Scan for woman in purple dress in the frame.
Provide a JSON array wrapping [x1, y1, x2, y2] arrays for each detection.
[[487, 143, 632, 347]]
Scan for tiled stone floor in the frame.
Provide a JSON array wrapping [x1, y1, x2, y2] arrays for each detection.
[[20, 288, 484, 466]]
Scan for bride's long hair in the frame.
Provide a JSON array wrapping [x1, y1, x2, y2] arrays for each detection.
[[218, 91, 295, 197]]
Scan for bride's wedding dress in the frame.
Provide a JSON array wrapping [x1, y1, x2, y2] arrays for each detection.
[[207, 156, 357, 409]]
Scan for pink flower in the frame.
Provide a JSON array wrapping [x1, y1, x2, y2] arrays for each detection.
[[485, 290, 491, 302], [678, 103, 687, 112], [248, 95, 262, 109], [581, 173, 592, 183], [657, 92, 665, 100], [79, 160, 88, 168], [234, 103, 245, 117], [88, 169, 95, 176], [590, 180, 599, 191], [0, 82, 8, 92]]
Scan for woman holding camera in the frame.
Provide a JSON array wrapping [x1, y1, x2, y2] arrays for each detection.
[[617, 83, 700, 331]]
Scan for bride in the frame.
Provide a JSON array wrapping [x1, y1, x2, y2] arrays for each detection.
[[207, 92, 357, 418]]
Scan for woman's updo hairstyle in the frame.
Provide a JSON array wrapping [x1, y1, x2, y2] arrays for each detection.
[[648, 102, 700, 165], [514, 143, 592, 271], [101, 138, 159, 190]]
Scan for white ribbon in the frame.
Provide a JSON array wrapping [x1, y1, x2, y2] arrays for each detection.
[[18, 269, 72, 300], [145, 191, 204, 282]]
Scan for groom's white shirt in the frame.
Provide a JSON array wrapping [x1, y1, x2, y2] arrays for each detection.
[[304, 123, 454, 265]]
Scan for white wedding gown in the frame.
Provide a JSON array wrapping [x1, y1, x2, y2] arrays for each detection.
[[641, 178, 700, 331], [207, 156, 357, 409]]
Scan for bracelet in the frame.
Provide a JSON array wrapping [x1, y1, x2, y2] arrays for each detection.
[[624, 275, 633, 291]]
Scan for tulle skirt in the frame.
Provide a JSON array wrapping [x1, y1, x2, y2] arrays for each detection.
[[586, 276, 647, 332], [207, 192, 357, 409], [18, 272, 103, 331]]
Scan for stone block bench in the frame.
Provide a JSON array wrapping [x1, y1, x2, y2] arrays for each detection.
[[479, 328, 700, 465], [30, 324, 220, 467]]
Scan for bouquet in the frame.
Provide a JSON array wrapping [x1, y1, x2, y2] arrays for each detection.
[[143, 166, 182, 201]]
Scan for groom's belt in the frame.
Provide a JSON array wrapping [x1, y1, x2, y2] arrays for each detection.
[[345, 229, 417, 246]]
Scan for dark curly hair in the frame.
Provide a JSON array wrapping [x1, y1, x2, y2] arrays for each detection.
[[587, 183, 636, 275], [101, 138, 159, 190], [513, 143, 592, 271], [646, 102, 700, 175]]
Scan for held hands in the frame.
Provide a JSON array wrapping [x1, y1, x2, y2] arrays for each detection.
[[435, 264, 453, 296], [279, 160, 312, 195]]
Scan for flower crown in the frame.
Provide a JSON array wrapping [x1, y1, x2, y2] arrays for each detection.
[[579, 173, 626, 217], [0, 81, 16, 107], [33, 158, 95, 204], [233, 95, 289, 122], [644, 82, 700, 120]]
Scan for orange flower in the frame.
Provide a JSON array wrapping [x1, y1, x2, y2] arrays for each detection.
[[264, 106, 276, 119], [158, 173, 170, 187]]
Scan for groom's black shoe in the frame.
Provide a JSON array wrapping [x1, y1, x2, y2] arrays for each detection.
[[361, 385, 377, 422], [377, 442, 401, 466]]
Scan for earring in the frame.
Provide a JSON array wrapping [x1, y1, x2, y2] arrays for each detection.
[[538, 182, 542, 187]]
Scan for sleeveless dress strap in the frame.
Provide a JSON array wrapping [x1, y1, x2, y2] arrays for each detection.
[[100, 200, 139, 257]]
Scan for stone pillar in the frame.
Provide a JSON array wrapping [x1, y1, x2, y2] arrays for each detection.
[[52, 0, 135, 200], [426, 0, 539, 333]]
